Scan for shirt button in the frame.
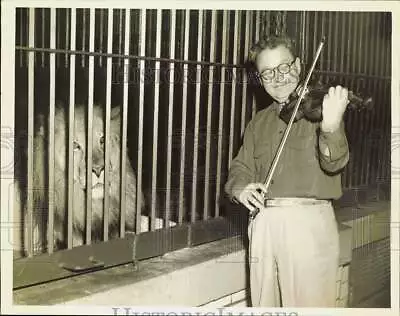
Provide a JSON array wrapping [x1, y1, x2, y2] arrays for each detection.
[[279, 130, 283, 134]]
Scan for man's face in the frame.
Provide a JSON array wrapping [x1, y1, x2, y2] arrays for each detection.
[[256, 45, 301, 103]]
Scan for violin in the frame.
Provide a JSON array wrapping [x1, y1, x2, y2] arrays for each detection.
[[278, 80, 373, 125]]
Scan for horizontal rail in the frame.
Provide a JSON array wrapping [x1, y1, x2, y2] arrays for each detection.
[[15, 45, 245, 69]]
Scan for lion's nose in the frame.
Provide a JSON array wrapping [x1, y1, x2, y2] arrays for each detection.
[[92, 165, 104, 178]]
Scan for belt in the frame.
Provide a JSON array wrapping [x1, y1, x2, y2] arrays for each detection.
[[264, 197, 331, 207], [249, 197, 331, 220]]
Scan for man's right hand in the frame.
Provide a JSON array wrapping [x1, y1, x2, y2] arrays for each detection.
[[233, 183, 267, 212]]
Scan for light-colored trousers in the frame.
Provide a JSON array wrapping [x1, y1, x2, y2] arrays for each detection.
[[248, 201, 340, 307]]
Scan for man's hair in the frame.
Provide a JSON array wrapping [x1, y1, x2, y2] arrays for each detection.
[[248, 35, 298, 65]]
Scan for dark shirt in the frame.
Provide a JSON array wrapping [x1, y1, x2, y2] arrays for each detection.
[[225, 102, 349, 200]]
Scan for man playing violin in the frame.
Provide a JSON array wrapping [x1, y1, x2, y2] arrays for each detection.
[[224, 35, 350, 307]]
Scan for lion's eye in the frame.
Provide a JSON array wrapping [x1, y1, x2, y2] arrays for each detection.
[[73, 140, 81, 151], [99, 135, 105, 146]]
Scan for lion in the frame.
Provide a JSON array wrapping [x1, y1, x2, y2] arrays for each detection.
[[13, 102, 152, 254]]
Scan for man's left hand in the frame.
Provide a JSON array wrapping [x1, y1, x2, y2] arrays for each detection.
[[321, 85, 349, 132]]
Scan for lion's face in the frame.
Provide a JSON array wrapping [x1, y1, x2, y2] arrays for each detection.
[[53, 104, 123, 202]]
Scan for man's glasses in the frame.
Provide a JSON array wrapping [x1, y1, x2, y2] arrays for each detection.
[[258, 60, 296, 81]]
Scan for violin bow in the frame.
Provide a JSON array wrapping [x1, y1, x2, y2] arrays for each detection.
[[249, 37, 326, 219]]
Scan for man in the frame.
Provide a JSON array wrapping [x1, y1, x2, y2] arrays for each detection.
[[224, 35, 349, 307]]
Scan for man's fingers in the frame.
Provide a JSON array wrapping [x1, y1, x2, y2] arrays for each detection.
[[243, 201, 255, 212], [252, 191, 265, 205], [248, 196, 264, 210], [254, 183, 268, 194], [328, 86, 335, 97]]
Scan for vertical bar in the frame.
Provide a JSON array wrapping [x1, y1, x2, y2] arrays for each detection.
[[191, 10, 203, 223], [165, 9, 176, 227], [333, 11, 339, 73], [372, 13, 383, 184], [151, 9, 162, 231], [252, 10, 260, 119], [99, 9, 104, 67], [228, 10, 239, 168], [265, 11, 270, 36], [364, 12, 374, 185], [26, 7, 35, 257], [119, 10, 123, 67], [41, 9, 46, 67], [136, 9, 146, 233], [204, 10, 217, 220], [259, 11, 265, 37], [47, 8, 56, 254], [215, 10, 228, 217], [82, 8, 86, 68], [349, 13, 359, 188], [327, 11, 333, 72], [67, 9, 76, 248], [300, 11, 306, 73], [313, 11, 318, 58], [121, 9, 130, 236], [178, 10, 190, 224], [56, 9, 60, 68], [84, 8, 95, 245], [105, 9, 113, 238], [65, 9, 70, 67], [246, 11, 253, 122], [320, 11, 326, 72], [379, 14, 389, 183], [240, 11, 250, 137], [18, 9, 23, 67]]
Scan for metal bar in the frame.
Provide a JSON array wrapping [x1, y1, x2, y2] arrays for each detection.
[[105, 8, 113, 238], [215, 10, 228, 218], [178, 9, 190, 224], [119, 10, 123, 67], [240, 11, 250, 137], [379, 14, 389, 183], [47, 8, 56, 255], [65, 9, 70, 67], [136, 9, 146, 233], [300, 11, 306, 75], [368, 13, 379, 185], [99, 9, 104, 67], [41, 8, 46, 67], [260, 11, 265, 37], [18, 9, 23, 67], [67, 9, 76, 248], [56, 9, 60, 68], [327, 11, 333, 72], [26, 7, 35, 257], [204, 10, 217, 220], [165, 9, 176, 228], [265, 11, 270, 36], [320, 11, 325, 73], [228, 10, 239, 168], [191, 10, 203, 223], [121, 9, 130, 236], [16, 45, 245, 69], [313, 11, 318, 60], [85, 8, 95, 245], [247, 11, 254, 121], [252, 10, 260, 119], [151, 9, 162, 231], [364, 12, 374, 185], [357, 13, 366, 186], [333, 11, 339, 74], [82, 8, 86, 68]]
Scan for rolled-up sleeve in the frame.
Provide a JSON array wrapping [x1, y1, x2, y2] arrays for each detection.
[[224, 121, 257, 202], [318, 121, 349, 173]]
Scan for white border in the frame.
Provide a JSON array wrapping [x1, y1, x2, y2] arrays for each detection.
[[1, 1, 399, 315]]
